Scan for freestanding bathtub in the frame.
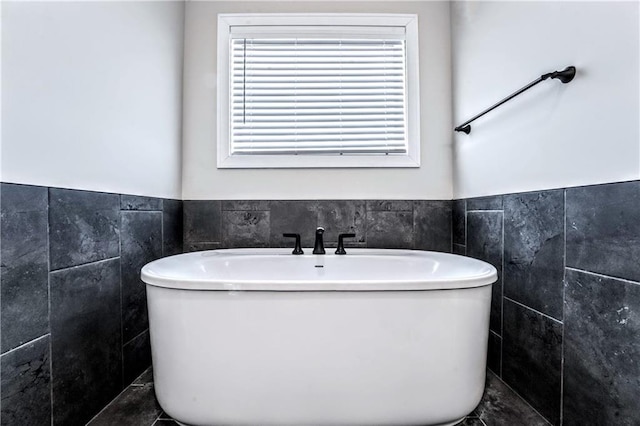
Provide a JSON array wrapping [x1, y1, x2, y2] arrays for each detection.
[[141, 249, 497, 426]]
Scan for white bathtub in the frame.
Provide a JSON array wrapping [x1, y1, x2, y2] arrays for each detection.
[[141, 249, 497, 426]]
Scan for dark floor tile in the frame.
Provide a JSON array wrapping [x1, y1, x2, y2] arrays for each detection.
[[504, 190, 564, 320], [1, 335, 51, 426], [50, 259, 122, 426], [468, 195, 504, 211], [563, 269, 640, 425], [502, 300, 562, 425], [132, 367, 153, 386], [487, 332, 501, 377], [162, 199, 183, 256], [121, 212, 162, 342], [87, 384, 161, 426], [453, 199, 466, 245], [222, 200, 270, 211], [183, 200, 222, 243], [366, 200, 413, 211], [49, 188, 120, 270], [123, 330, 151, 386], [1, 183, 49, 353], [366, 210, 414, 249], [317, 200, 366, 244], [120, 195, 162, 211], [467, 212, 503, 333], [414, 200, 452, 252], [453, 244, 466, 255], [474, 371, 549, 426], [269, 201, 318, 248], [566, 181, 640, 282], [222, 210, 270, 248]]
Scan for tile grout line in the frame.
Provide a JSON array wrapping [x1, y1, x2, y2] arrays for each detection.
[[0, 333, 50, 358], [500, 209, 505, 377], [492, 373, 554, 426], [503, 296, 563, 325], [84, 384, 133, 426], [565, 266, 640, 286], [560, 188, 567, 426], [119, 206, 125, 391], [151, 412, 164, 426], [467, 209, 504, 213], [120, 210, 163, 214], [161, 199, 165, 257], [47, 188, 54, 426], [123, 327, 150, 347], [49, 256, 121, 274]]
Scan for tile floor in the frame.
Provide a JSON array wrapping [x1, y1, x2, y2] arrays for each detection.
[[87, 369, 550, 426]]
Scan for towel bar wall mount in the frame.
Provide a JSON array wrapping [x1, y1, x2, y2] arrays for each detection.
[[454, 66, 576, 135]]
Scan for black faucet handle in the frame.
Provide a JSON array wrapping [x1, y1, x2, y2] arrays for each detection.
[[283, 233, 304, 255], [335, 233, 356, 255]]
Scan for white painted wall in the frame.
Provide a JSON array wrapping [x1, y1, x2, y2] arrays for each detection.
[[451, 1, 640, 199], [182, 1, 453, 200], [1, 1, 185, 199]]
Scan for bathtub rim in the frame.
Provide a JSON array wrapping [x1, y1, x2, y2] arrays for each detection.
[[141, 248, 497, 292]]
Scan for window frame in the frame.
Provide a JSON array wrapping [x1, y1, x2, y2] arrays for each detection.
[[216, 13, 421, 169]]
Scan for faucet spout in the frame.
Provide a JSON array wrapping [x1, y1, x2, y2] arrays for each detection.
[[313, 227, 325, 255]]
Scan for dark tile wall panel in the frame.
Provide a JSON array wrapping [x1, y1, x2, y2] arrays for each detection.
[[121, 195, 162, 211], [50, 258, 122, 426], [185, 242, 222, 252], [123, 330, 152, 386], [467, 195, 503, 211], [414, 200, 452, 252], [502, 299, 562, 425], [222, 200, 271, 211], [162, 199, 183, 256], [452, 199, 466, 245], [121, 211, 162, 342], [563, 269, 640, 425], [366, 200, 414, 211], [49, 188, 120, 270], [366, 210, 414, 248], [222, 210, 271, 248], [317, 200, 366, 245], [462, 180, 640, 426], [1, 183, 178, 426], [504, 190, 564, 320], [1, 184, 49, 353], [467, 211, 503, 334], [453, 243, 466, 255], [186, 200, 453, 253], [487, 331, 502, 375], [183, 200, 222, 243], [269, 201, 318, 247], [0, 336, 51, 426], [566, 181, 640, 282]]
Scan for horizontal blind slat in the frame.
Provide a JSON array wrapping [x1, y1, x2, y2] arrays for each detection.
[[231, 36, 407, 155]]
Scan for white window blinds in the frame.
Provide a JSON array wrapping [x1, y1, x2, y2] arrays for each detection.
[[230, 33, 408, 155]]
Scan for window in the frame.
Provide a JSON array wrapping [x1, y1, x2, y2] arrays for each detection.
[[217, 14, 420, 168]]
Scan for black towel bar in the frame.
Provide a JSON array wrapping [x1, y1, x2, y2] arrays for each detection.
[[454, 66, 576, 134]]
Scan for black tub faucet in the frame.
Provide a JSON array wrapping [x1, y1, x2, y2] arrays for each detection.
[[283, 233, 304, 255], [335, 233, 356, 255], [313, 227, 325, 254]]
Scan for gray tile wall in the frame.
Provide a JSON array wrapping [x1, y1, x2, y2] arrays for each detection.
[[5, 181, 638, 426], [0, 183, 183, 426], [183, 199, 452, 253], [457, 181, 640, 426]]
